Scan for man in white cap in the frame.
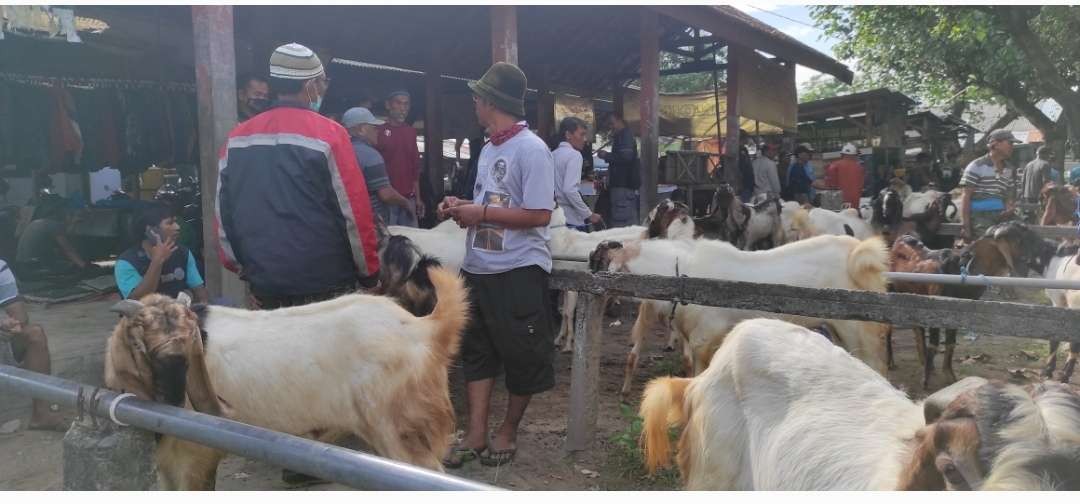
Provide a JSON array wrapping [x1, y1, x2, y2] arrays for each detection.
[[342, 107, 412, 224], [215, 43, 380, 310], [823, 143, 865, 209]]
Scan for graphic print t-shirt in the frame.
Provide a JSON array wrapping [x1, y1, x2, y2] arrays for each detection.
[[462, 125, 555, 274]]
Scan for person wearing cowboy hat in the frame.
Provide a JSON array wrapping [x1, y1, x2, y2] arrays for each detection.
[[959, 129, 1020, 242], [437, 62, 556, 469]]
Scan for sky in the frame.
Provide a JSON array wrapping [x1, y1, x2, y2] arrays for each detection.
[[731, 4, 842, 89]]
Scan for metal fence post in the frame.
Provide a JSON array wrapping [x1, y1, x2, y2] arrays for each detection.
[[0, 339, 29, 431], [566, 292, 606, 452], [63, 417, 158, 490]]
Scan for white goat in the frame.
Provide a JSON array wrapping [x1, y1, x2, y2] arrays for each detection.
[[387, 218, 467, 273], [553, 201, 697, 354], [640, 318, 1080, 490], [104, 267, 469, 489], [591, 232, 891, 397], [790, 207, 875, 241]]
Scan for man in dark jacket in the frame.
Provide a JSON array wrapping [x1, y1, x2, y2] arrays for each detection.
[[216, 43, 380, 309], [598, 113, 640, 227]]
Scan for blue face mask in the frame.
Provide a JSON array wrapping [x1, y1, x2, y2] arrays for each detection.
[[310, 95, 323, 112]]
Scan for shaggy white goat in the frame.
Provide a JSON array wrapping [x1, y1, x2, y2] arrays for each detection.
[[590, 232, 891, 397], [104, 267, 469, 489], [640, 318, 1080, 490]]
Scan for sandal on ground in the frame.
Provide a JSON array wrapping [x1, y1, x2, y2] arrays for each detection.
[[443, 445, 485, 469], [480, 445, 517, 467]]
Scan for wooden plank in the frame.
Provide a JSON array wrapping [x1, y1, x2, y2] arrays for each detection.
[[424, 51, 444, 204], [565, 292, 607, 452], [939, 223, 1079, 240], [490, 5, 518, 65], [191, 6, 245, 303], [548, 269, 1080, 343], [639, 9, 661, 220]]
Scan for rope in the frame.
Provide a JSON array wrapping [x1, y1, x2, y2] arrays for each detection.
[[668, 258, 690, 329]]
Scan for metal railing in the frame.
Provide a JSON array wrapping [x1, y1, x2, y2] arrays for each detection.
[[0, 365, 499, 491]]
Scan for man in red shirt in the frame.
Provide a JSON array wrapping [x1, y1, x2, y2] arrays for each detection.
[[376, 90, 423, 227], [825, 143, 866, 209]]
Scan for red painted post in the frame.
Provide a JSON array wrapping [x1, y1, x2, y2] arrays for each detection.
[[490, 5, 518, 65], [639, 9, 660, 218], [191, 6, 244, 301]]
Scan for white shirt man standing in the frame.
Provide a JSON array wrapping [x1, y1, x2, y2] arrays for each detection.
[[752, 142, 782, 197], [552, 116, 602, 230]]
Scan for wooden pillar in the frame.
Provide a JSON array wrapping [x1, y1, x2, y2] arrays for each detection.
[[536, 65, 555, 143], [724, 45, 741, 186], [565, 292, 607, 452], [612, 78, 625, 118], [490, 5, 518, 65], [424, 55, 444, 204], [192, 6, 244, 303], [638, 9, 660, 219]]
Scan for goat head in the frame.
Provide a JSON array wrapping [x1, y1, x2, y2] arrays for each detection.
[[589, 240, 623, 273]]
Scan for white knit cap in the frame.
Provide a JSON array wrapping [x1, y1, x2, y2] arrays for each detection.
[[269, 43, 325, 80]]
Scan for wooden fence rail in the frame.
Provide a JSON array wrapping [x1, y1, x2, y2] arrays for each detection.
[[549, 266, 1079, 452]]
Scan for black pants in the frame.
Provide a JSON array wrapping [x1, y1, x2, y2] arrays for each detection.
[[461, 266, 555, 396]]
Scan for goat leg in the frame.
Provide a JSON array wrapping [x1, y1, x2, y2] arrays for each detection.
[[923, 328, 939, 390], [1062, 341, 1079, 384], [942, 329, 957, 384], [886, 328, 896, 370], [1043, 339, 1062, 379], [912, 327, 926, 369], [621, 305, 652, 401]]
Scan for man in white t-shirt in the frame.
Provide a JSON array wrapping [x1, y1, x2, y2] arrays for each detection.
[[1, 260, 66, 430], [438, 62, 555, 468]]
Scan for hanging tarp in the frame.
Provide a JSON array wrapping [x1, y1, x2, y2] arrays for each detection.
[[621, 89, 785, 139], [732, 45, 797, 131], [555, 94, 595, 131]]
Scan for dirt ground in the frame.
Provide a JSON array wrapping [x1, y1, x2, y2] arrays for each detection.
[[0, 292, 1073, 491]]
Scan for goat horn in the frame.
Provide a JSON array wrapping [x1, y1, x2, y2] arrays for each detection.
[[110, 299, 145, 318], [176, 292, 193, 308]]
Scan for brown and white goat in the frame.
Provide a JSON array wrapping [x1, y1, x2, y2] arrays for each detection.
[[1040, 182, 1078, 226], [640, 318, 1080, 490], [104, 266, 469, 489], [887, 231, 1020, 389], [590, 232, 891, 398]]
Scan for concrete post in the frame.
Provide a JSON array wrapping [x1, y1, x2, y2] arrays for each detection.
[[63, 417, 158, 490]]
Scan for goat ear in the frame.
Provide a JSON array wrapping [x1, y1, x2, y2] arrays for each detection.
[[176, 292, 192, 308], [897, 426, 947, 490], [110, 299, 144, 318], [924, 376, 988, 424]]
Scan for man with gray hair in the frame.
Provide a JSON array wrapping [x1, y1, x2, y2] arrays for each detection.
[[343, 107, 412, 225]]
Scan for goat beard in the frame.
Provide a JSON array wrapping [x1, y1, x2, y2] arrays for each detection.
[[151, 354, 189, 407]]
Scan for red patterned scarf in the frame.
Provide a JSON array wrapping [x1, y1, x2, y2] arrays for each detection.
[[489, 122, 528, 146]]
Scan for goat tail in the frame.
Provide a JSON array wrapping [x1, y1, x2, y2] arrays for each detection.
[[640, 376, 691, 474], [847, 235, 889, 292], [424, 267, 470, 365]]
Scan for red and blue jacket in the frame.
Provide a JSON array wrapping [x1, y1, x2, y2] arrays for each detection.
[[215, 101, 380, 296]]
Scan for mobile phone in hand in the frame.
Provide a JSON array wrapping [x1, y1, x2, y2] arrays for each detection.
[[145, 227, 162, 245]]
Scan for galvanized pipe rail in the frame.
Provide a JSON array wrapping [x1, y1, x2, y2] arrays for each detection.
[[0, 365, 498, 491], [885, 271, 1080, 289]]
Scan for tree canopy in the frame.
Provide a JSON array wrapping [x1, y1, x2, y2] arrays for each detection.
[[810, 5, 1080, 161]]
